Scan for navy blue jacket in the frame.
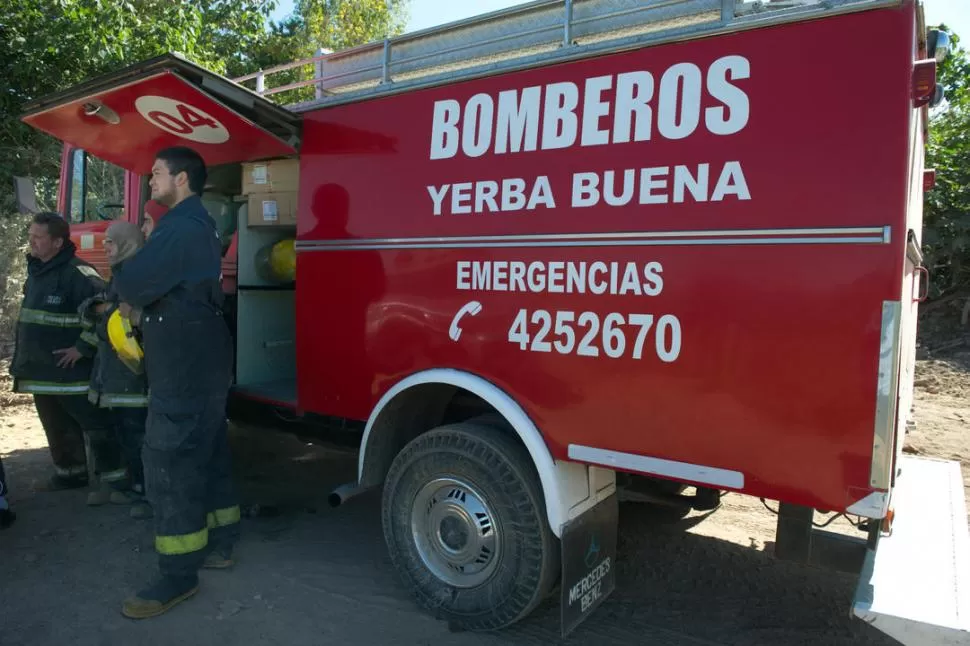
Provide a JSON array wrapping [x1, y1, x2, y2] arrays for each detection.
[[79, 277, 149, 408], [112, 195, 233, 413], [10, 242, 104, 395]]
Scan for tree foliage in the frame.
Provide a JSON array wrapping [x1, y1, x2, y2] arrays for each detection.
[[0, 0, 410, 210], [923, 26, 970, 300]]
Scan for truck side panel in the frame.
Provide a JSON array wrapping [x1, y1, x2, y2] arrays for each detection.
[[295, 5, 916, 513]]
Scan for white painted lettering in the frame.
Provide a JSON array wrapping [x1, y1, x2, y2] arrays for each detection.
[[541, 82, 579, 150], [643, 261, 664, 296], [581, 75, 613, 146], [527, 176, 555, 210], [428, 184, 449, 216], [495, 87, 541, 154], [604, 169, 635, 206], [573, 172, 599, 208], [457, 261, 471, 289], [613, 71, 653, 144], [639, 167, 669, 204], [509, 261, 527, 292], [673, 164, 709, 203], [658, 63, 702, 140], [705, 55, 750, 135], [462, 94, 494, 158], [475, 181, 500, 212], [502, 178, 527, 211], [430, 100, 460, 159], [451, 182, 473, 214], [711, 161, 751, 201], [493, 261, 508, 291], [548, 261, 565, 293]]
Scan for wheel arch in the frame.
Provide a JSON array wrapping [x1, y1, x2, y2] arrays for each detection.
[[358, 368, 567, 536]]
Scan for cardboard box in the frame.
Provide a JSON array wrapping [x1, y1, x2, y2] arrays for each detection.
[[247, 191, 297, 227], [242, 158, 300, 194]]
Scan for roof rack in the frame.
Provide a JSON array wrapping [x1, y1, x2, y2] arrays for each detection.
[[232, 0, 898, 112]]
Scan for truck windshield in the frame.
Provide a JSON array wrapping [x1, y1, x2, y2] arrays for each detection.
[[67, 148, 126, 223]]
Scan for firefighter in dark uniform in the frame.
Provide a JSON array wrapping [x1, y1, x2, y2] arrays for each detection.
[[0, 455, 14, 529], [10, 212, 126, 498], [79, 220, 153, 519], [112, 147, 238, 619]]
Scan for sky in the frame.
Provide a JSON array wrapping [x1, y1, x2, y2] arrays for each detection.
[[270, 0, 969, 41]]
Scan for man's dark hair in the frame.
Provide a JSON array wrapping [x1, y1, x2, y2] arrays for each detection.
[[33, 212, 70, 244], [156, 146, 207, 195]]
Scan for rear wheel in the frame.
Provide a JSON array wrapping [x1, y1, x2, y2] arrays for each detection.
[[381, 422, 559, 631]]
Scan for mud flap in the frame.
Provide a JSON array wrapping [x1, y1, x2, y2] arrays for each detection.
[[560, 491, 618, 637]]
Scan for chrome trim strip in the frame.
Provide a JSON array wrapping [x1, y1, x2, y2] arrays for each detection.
[[871, 301, 902, 489], [295, 226, 891, 251], [568, 444, 745, 489]]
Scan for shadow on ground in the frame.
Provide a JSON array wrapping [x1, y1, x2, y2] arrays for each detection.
[[0, 417, 897, 646]]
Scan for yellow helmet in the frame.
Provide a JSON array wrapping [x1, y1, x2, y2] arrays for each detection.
[[107, 309, 144, 375], [255, 238, 296, 283]]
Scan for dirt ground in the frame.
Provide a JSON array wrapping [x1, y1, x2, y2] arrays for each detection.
[[0, 351, 968, 646]]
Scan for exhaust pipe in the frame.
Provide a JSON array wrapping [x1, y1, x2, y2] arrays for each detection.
[[328, 482, 375, 508]]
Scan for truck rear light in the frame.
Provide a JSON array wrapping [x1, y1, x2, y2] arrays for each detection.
[[881, 507, 895, 535], [923, 169, 936, 191], [913, 59, 937, 108]]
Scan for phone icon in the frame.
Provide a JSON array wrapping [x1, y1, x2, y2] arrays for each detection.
[[449, 300, 482, 342]]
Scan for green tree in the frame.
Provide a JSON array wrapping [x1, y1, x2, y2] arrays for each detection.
[[239, 0, 410, 103], [0, 0, 410, 210], [923, 26, 970, 300]]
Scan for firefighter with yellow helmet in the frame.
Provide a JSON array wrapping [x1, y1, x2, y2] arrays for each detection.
[[78, 220, 152, 518]]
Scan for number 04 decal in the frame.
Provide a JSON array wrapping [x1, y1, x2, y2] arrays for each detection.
[[135, 96, 230, 144]]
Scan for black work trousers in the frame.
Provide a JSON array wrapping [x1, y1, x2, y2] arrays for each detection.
[[111, 407, 147, 492], [0, 454, 8, 500], [143, 395, 240, 578], [34, 394, 124, 483]]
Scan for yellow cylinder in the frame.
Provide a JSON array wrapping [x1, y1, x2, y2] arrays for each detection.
[[255, 238, 296, 283]]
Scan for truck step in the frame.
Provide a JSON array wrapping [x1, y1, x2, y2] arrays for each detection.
[[852, 455, 970, 645]]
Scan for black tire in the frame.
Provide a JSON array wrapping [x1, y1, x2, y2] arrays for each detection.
[[381, 422, 560, 631]]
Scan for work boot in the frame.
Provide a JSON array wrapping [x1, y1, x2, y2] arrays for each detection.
[[202, 546, 234, 570], [121, 575, 199, 619], [86, 484, 114, 506], [130, 501, 153, 519]]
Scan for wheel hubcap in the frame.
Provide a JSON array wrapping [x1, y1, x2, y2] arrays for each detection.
[[410, 477, 500, 588]]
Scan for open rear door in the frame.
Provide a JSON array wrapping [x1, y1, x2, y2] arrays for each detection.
[[21, 53, 300, 174]]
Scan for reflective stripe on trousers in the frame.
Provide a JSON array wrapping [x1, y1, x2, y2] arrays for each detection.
[[207, 505, 241, 529], [54, 464, 88, 478], [97, 392, 149, 407], [100, 468, 128, 483], [156, 528, 209, 556], [154, 505, 240, 556], [18, 381, 90, 395]]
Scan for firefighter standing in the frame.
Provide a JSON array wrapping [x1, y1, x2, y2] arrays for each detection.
[[0, 455, 14, 529], [79, 221, 153, 519], [111, 147, 238, 619], [10, 212, 127, 499]]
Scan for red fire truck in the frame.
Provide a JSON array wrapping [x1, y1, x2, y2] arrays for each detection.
[[15, 0, 968, 641]]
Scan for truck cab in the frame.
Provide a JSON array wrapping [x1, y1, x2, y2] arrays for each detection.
[[55, 143, 240, 288]]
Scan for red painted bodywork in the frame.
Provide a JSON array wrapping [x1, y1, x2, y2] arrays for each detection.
[[294, 4, 920, 513], [25, 72, 296, 175], [31, 1, 926, 515]]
